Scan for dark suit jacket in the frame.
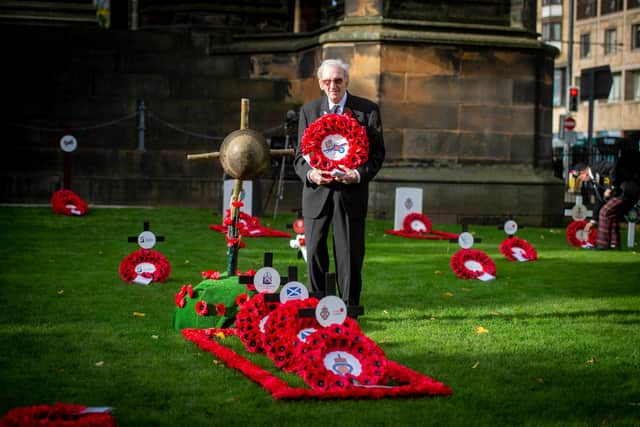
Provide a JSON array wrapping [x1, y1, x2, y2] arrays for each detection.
[[294, 92, 385, 219]]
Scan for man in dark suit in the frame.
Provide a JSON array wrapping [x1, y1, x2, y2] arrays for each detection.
[[293, 59, 385, 306]]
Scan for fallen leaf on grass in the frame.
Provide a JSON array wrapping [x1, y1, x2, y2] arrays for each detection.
[[586, 357, 595, 364], [472, 361, 479, 369], [133, 312, 145, 317], [95, 361, 104, 367], [184, 259, 190, 264], [57, 290, 64, 295], [434, 270, 443, 275], [444, 292, 454, 297], [461, 288, 471, 292], [151, 335, 159, 340], [475, 326, 489, 334], [214, 332, 226, 340], [534, 378, 544, 384], [383, 310, 389, 315]]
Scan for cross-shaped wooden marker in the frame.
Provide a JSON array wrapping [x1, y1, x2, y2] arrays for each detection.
[[127, 221, 165, 249], [187, 99, 294, 276]]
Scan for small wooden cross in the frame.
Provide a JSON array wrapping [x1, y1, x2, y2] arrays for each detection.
[[127, 221, 165, 249]]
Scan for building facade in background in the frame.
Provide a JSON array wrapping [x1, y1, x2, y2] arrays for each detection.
[[538, 0, 640, 160]]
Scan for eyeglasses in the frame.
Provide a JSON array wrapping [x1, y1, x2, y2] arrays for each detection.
[[321, 78, 344, 86]]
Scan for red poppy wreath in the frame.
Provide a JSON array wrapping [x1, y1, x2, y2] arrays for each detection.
[[262, 298, 362, 373], [566, 220, 597, 248], [118, 248, 171, 284], [300, 113, 369, 172], [234, 293, 280, 353], [0, 402, 116, 427], [450, 249, 497, 280], [499, 237, 538, 262], [50, 189, 89, 216], [294, 323, 387, 392]]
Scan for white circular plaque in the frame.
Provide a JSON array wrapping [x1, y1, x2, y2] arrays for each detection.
[[458, 232, 475, 249], [59, 135, 78, 152], [323, 351, 362, 377], [504, 220, 518, 236], [321, 134, 349, 161], [253, 267, 280, 294], [315, 295, 347, 327], [464, 260, 484, 272], [571, 204, 588, 221], [297, 327, 316, 343], [135, 262, 156, 275], [279, 281, 309, 303], [137, 231, 157, 249]]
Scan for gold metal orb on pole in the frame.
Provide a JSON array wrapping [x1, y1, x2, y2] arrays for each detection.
[[186, 98, 294, 275]]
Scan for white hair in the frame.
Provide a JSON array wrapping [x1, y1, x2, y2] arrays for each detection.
[[316, 59, 350, 81]]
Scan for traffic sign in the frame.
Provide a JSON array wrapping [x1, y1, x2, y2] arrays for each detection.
[[564, 116, 576, 131]]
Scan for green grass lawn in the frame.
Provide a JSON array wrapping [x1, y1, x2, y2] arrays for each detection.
[[1, 206, 639, 426]]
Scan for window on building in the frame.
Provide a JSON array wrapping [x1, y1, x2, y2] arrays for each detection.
[[633, 24, 640, 50], [604, 28, 617, 55], [601, 0, 623, 15], [607, 72, 621, 102], [581, 33, 591, 57], [553, 68, 567, 107], [543, 0, 562, 4], [577, 0, 596, 19], [629, 0, 640, 10], [628, 70, 640, 101], [542, 21, 562, 43]]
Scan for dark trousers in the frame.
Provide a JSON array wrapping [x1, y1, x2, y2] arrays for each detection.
[[304, 191, 365, 306]]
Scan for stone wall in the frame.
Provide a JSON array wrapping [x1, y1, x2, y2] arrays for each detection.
[[2, 0, 564, 224]]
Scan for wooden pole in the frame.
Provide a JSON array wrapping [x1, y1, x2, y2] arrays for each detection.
[[227, 98, 250, 276]]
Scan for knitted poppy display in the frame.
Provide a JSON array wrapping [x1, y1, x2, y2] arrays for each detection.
[[566, 220, 597, 248], [118, 248, 171, 283], [234, 293, 280, 353], [50, 189, 89, 216], [183, 328, 452, 400], [450, 248, 497, 280], [210, 210, 291, 238], [172, 273, 255, 330], [0, 402, 115, 427], [499, 237, 538, 262], [295, 323, 388, 392], [300, 113, 369, 172], [384, 213, 459, 240]]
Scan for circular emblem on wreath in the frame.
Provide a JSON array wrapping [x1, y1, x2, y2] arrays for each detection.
[[300, 113, 369, 173], [295, 323, 387, 392], [402, 212, 432, 233], [566, 220, 597, 248], [450, 249, 497, 280], [50, 189, 89, 216], [119, 248, 171, 284], [499, 237, 537, 262]]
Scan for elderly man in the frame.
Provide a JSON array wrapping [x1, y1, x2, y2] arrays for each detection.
[[293, 58, 385, 306]]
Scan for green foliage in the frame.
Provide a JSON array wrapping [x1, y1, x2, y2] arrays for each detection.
[[0, 207, 639, 426]]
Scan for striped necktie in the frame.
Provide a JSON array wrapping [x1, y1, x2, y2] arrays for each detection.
[[331, 105, 340, 114]]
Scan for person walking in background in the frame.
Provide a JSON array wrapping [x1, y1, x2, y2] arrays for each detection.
[[293, 58, 385, 306]]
